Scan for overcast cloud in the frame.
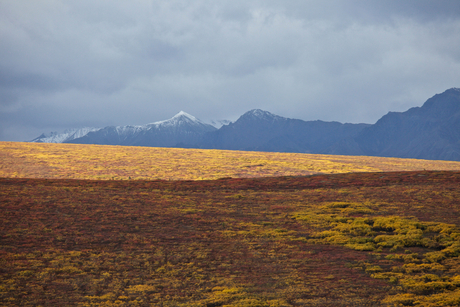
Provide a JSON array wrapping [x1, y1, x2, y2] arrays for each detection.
[[1, 0, 460, 141]]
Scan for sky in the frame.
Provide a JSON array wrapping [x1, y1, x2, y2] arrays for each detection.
[[1, 0, 460, 141]]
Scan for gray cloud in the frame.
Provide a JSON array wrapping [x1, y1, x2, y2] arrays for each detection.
[[1, 0, 460, 141]]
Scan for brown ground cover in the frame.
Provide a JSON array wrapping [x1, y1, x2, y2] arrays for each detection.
[[1, 171, 460, 306]]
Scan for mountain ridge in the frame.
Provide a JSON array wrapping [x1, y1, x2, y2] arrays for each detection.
[[65, 111, 217, 147], [31, 127, 102, 143], [355, 88, 460, 160], [30, 88, 460, 161]]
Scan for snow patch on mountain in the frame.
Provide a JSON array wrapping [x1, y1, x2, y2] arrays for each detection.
[[208, 119, 232, 128], [31, 127, 101, 143], [115, 125, 145, 135]]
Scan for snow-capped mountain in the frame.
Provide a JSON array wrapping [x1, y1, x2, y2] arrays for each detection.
[[31, 127, 102, 143], [31, 111, 218, 147], [68, 111, 217, 147]]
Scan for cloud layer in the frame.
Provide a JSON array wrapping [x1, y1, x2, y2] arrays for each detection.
[[1, 0, 460, 141]]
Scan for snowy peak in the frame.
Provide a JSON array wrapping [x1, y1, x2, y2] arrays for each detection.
[[173, 111, 197, 121], [148, 111, 210, 128], [159, 111, 199, 123], [238, 109, 285, 122], [246, 109, 273, 117]]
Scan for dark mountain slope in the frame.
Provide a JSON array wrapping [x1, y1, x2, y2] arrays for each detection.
[[355, 88, 460, 160], [201, 109, 370, 153]]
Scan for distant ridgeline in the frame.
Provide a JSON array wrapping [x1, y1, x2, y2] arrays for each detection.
[[31, 88, 460, 161]]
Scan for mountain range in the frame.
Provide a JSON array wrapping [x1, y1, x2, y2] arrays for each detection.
[[31, 88, 460, 161]]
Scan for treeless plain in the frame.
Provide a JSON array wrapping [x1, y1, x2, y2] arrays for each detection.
[[1, 142, 460, 306]]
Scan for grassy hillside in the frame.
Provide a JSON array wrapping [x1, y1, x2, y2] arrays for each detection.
[[1, 142, 460, 180], [1, 172, 460, 306]]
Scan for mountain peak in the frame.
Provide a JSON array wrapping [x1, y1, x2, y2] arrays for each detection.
[[149, 111, 203, 127], [247, 109, 273, 117], [172, 111, 198, 121], [421, 87, 460, 114], [240, 109, 284, 121]]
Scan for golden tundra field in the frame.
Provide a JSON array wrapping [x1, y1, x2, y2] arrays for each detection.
[[1, 142, 460, 180], [1, 141, 460, 306]]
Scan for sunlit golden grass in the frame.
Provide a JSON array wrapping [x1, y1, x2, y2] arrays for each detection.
[[1, 141, 460, 180]]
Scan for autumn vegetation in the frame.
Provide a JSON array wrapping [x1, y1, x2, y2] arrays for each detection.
[[1, 142, 460, 306], [1, 142, 460, 180]]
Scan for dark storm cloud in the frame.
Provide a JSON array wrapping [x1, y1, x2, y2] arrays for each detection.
[[1, 0, 460, 141]]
